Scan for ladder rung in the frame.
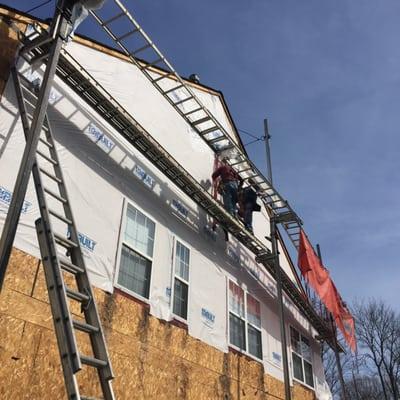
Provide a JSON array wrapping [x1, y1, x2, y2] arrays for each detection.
[[80, 354, 108, 369], [59, 256, 84, 275], [21, 34, 52, 55], [66, 287, 90, 303], [39, 167, 62, 183], [163, 84, 185, 95], [44, 187, 67, 203], [192, 116, 211, 126], [54, 233, 78, 249], [39, 137, 53, 148], [200, 126, 220, 136], [152, 72, 173, 83], [230, 159, 247, 167], [73, 319, 99, 334], [132, 43, 151, 56], [183, 107, 203, 116], [102, 11, 125, 26], [143, 57, 164, 68], [81, 397, 103, 400], [208, 136, 225, 145], [174, 96, 194, 106], [29, 52, 49, 66], [244, 174, 259, 181], [237, 167, 253, 174], [37, 150, 57, 165], [48, 208, 72, 225], [116, 28, 139, 41]]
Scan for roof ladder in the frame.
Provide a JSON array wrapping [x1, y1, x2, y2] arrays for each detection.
[[88, 0, 303, 249]]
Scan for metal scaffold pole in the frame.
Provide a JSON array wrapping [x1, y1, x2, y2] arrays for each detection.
[[262, 120, 291, 399], [270, 214, 292, 400], [264, 118, 273, 185]]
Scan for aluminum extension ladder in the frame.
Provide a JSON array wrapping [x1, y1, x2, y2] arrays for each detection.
[[89, 0, 303, 248], [10, 45, 114, 400]]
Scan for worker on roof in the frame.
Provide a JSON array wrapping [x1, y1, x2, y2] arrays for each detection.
[[212, 157, 243, 218]]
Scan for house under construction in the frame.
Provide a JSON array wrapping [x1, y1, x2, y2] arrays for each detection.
[[0, 2, 343, 399]]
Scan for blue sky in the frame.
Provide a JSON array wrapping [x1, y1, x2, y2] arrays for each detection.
[[3, 0, 400, 310]]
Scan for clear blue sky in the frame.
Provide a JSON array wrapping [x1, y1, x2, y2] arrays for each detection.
[[3, 0, 400, 310]]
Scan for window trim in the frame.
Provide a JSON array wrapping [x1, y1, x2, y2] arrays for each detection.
[[289, 325, 315, 390], [227, 279, 263, 362], [114, 198, 157, 303], [170, 236, 191, 322]]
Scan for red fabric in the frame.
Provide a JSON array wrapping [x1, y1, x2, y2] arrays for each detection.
[[212, 164, 241, 183], [298, 229, 356, 352]]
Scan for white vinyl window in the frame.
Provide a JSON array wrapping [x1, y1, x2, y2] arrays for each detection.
[[228, 281, 263, 360], [172, 240, 190, 320], [290, 326, 314, 388], [117, 203, 155, 299]]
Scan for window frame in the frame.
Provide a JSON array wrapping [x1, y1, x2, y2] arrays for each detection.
[[227, 279, 263, 361], [170, 237, 191, 322], [114, 199, 156, 303], [289, 325, 315, 390]]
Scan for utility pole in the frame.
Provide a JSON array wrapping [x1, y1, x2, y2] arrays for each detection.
[[316, 244, 348, 400]]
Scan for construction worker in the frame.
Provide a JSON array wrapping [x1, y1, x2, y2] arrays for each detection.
[[212, 157, 242, 217], [239, 185, 261, 233]]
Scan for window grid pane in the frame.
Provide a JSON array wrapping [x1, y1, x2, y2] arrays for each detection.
[[124, 204, 155, 258], [173, 278, 188, 319], [118, 245, 151, 298], [248, 324, 262, 359], [290, 327, 301, 354], [229, 281, 245, 318], [246, 293, 261, 328], [229, 313, 246, 350], [301, 336, 312, 362], [304, 361, 314, 387], [292, 352, 304, 382], [175, 241, 189, 281]]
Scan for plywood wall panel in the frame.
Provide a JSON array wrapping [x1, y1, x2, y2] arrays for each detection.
[[0, 248, 316, 400]]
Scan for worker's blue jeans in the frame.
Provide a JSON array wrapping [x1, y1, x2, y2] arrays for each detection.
[[222, 181, 238, 216]]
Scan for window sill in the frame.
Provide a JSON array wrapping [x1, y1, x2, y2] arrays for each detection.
[[170, 317, 188, 331], [115, 287, 151, 309], [228, 345, 263, 365], [293, 377, 315, 392]]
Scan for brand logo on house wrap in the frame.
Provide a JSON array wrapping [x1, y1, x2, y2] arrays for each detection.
[[172, 199, 188, 219], [85, 123, 115, 153], [0, 186, 31, 213], [272, 352, 282, 365], [133, 165, 155, 189], [67, 229, 96, 252], [201, 308, 215, 327]]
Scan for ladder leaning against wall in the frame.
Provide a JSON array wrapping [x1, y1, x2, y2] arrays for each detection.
[[0, 3, 115, 399]]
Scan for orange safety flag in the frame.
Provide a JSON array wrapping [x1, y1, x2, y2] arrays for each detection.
[[298, 229, 356, 352]]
